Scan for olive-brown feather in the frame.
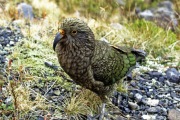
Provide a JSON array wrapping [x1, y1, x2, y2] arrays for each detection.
[[53, 18, 146, 101]]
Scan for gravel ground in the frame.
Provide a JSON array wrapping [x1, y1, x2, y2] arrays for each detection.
[[0, 23, 23, 77]]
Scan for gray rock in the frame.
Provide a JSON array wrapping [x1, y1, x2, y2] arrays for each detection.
[[147, 71, 162, 78], [164, 80, 174, 86], [138, 10, 154, 20], [135, 7, 141, 14], [141, 114, 156, 120], [174, 97, 180, 102], [158, 1, 173, 11], [175, 87, 180, 92], [5, 96, 13, 105], [44, 61, 53, 67], [156, 115, 166, 120], [170, 91, 176, 98], [17, 3, 34, 20], [135, 93, 143, 103], [130, 81, 136, 87], [154, 6, 178, 30], [9, 41, 15, 46], [168, 109, 180, 120], [0, 50, 8, 55], [117, 94, 122, 106], [166, 68, 180, 83], [44, 61, 59, 70], [136, 0, 178, 30], [128, 102, 138, 110], [161, 107, 168, 116], [147, 107, 159, 113], [158, 76, 165, 83], [143, 98, 159, 106], [37, 116, 44, 120]]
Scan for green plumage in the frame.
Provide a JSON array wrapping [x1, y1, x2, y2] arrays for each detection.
[[92, 41, 144, 85]]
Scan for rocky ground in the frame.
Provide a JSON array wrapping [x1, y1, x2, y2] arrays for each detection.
[[136, 0, 178, 31], [0, 22, 23, 79], [112, 68, 180, 120]]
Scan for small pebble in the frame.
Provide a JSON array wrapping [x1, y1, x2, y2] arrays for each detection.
[[148, 71, 162, 78], [141, 115, 156, 120], [143, 98, 159, 106], [166, 68, 180, 83], [128, 102, 138, 110], [135, 93, 143, 103], [168, 109, 180, 120], [147, 107, 159, 113]]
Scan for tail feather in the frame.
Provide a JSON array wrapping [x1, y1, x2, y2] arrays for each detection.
[[111, 45, 147, 64], [132, 48, 147, 63], [125, 49, 146, 77]]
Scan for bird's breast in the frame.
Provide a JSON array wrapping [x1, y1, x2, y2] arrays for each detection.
[[57, 47, 91, 81]]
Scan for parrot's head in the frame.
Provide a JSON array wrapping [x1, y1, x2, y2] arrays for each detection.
[[53, 18, 95, 51]]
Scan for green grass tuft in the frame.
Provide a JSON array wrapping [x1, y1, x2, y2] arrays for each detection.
[[127, 19, 179, 57]]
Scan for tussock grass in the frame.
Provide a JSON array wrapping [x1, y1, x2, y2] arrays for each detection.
[[63, 89, 101, 119], [11, 85, 47, 111]]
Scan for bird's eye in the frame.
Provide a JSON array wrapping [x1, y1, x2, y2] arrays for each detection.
[[71, 30, 77, 35]]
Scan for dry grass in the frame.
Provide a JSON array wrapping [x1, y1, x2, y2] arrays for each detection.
[[10, 84, 47, 111], [63, 89, 101, 119]]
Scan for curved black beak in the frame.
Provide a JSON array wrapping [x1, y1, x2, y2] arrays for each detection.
[[53, 32, 63, 51]]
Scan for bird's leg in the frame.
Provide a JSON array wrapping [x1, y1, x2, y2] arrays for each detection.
[[99, 95, 119, 111], [85, 69, 126, 118], [99, 95, 127, 119]]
